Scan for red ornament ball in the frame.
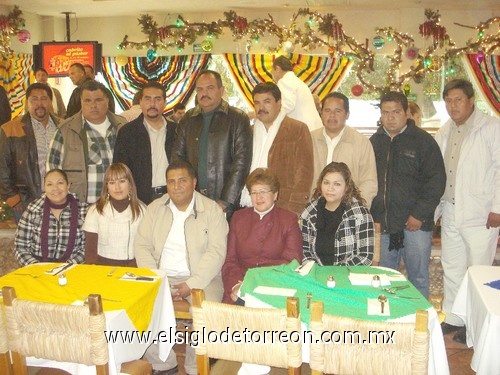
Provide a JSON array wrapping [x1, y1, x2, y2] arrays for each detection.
[[17, 29, 31, 43], [351, 84, 364, 97]]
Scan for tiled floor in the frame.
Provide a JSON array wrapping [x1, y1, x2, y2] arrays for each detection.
[[0, 221, 487, 374]]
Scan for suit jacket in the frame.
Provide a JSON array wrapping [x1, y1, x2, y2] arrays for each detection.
[[113, 114, 176, 204], [311, 126, 377, 207], [268, 116, 314, 215]]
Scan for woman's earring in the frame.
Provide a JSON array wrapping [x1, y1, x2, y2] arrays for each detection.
[[128, 192, 131, 201], [106, 193, 110, 200]]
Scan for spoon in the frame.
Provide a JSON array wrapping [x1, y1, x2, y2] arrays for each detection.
[[378, 294, 387, 314]]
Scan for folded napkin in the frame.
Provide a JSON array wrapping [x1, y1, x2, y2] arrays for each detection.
[[119, 274, 159, 282], [253, 286, 297, 297], [294, 260, 315, 276], [367, 298, 390, 316], [348, 273, 391, 286], [484, 279, 500, 290]]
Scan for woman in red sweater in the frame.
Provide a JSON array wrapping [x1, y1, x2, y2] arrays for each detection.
[[222, 168, 303, 304]]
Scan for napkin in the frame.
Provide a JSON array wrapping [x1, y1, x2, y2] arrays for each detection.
[[294, 260, 315, 276], [367, 298, 390, 316], [348, 273, 391, 286], [484, 279, 500, 290], [119, 275, 159, 282], [253, 286, 297, 297]]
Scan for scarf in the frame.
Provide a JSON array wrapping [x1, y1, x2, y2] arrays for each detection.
[[40, 194, 79, 262]]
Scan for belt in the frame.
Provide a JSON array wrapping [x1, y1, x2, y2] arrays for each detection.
[[151, 186, 167, 195]]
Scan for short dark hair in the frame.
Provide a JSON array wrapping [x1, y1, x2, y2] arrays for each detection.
[[34, 67, 48, 75], [245, 168, 280, 193], [132, 90, 142, 105], [380, 91, 408, 112], [83, 64, 94, 73], [142, 81, 166, 100], [443, 79, 474, 100], [69, 62, 85, 72], [166, 160, 196, 179], [173, 103, 186, 112], [45, 169, 68, 184], [272, 56, 293, 72], [197, 70, 223, 88], [322, 92, 349, 113], [26, 83, 53, 100], [80, 80, 108, 96], [252, 82, 281, 101]]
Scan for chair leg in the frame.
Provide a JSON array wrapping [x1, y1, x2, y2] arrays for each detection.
[[0, 353, 13, 375], [288, 366, 301, 374], [197, 353, 210, 375], [96, 364, 109, 375], [11, 351, 28, 375]]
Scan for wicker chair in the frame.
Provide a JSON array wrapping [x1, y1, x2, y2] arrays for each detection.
[[191, 288, 302, 374], [1, 286, 152, 375], [309, 301, 429, 375], [0, 302, 13, 375]]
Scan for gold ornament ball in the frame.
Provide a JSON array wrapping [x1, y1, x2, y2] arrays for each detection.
[[283, 41, 295, 53], [116, 55, 128, 67], [201, 40, 213, 52]]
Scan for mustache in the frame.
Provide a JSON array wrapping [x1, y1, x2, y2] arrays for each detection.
[[200, 95, 211, 101], [258, 110, 268, 115]]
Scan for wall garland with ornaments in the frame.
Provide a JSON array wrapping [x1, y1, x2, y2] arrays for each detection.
[[117, 8, 499, 94]]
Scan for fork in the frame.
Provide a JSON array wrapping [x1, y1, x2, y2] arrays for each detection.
[[14, 273, 40, 278]]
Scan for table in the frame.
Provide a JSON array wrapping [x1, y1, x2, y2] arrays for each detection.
[[240, 260, 449, 375], [0, 263, 176, 375], [451, 265, 500, 375]]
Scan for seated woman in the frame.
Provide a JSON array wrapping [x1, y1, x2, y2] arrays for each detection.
[[14, 169, 87, 266], [83, 163, 145, 266], [301, 162, 374, 266], [222, 168, 303, 304]]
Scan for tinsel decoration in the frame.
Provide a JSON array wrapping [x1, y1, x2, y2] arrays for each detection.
[[0, 6, 26, 54]]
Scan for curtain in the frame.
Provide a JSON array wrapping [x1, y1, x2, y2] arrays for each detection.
[[0, 52, 33, 118], [101, 54, 211, 112], [223, 53, 352, 107], [464, 54, 500, 116]]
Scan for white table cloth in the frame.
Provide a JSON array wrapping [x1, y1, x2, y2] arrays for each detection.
[[452, 265, 500, 375]]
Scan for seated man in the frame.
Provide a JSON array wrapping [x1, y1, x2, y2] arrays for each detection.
[[135, 160, 228, 375]]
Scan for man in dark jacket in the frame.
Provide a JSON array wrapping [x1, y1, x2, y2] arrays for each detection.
[[370, 91, 446, 298], [171, 70, 252, 220], [114, 81, 176, 204], [0, 83, 62, 221], [0, 85, 11, 125]]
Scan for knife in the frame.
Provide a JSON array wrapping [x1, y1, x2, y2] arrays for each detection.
[[135, 276, 155, 281], [53, 263, 73, 276]]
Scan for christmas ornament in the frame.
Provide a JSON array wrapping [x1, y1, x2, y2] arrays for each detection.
[[351, 84, 364, 97], [116, 55, 128, 67], [405, 47, 419, 60], [17, 29, 30, 43], [146, 49, 157, 62], [429, 55, 443, 72], [234, 16, 248, 32], [372, 36, 385, 49], [201, 39, 213, 52], [283, 41, 295, 53], [403, 84, 411, 96], [476, 50, 485, 64]]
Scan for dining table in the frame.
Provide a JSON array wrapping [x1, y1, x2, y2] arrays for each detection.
[[240, 260, 449, 375], [451, 265, 500, 375], [0, 263, 176, 375]]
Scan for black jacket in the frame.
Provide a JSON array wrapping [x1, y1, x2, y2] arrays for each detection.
[[171, 100, 252, 213], [113, 114, 176, 204], [0, 113, 61, 207], [369, 122, 446, 233]]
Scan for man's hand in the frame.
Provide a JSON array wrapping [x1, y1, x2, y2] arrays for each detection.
[[171, 282, 191, 301], [486, 212, 500, 229], [230, 281, 243, 302], [405, 215, 423, 232]]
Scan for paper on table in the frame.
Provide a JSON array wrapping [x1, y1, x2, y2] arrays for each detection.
[[349, 273, 391, 286], [253, 286, 297, 297], [119, 275, 159, 282], [367, 298, 390, 316], [387, 274, 407, 282]]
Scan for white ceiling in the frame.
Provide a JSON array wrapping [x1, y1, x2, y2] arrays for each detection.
[[3, 0, 500, 18]]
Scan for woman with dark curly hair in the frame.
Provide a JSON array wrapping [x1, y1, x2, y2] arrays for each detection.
[[301, 162, 374, 266]]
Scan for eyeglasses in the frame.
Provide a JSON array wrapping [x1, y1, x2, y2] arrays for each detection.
[[445, 97, 466, 105], [250, 189, 272, 197]]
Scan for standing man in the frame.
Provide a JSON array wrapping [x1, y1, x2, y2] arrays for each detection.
[[135, 160, 228, 375], [370, 91, 446, 298], [171, 70, 252, 219], [83, 64, 96, 80], [114, 81, 177, 204], [34, 67, 66, 118], [271, 55, 323, 131], [65, 63, 92, 118], [0, 83, 62, 222], [435, 79, 500, 340], [311, 92, 377, 207], [240, 82, 313, 215], [0, 85, 11, 125], [47, 80, 127, 204], [166, 103, 186, 124]]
